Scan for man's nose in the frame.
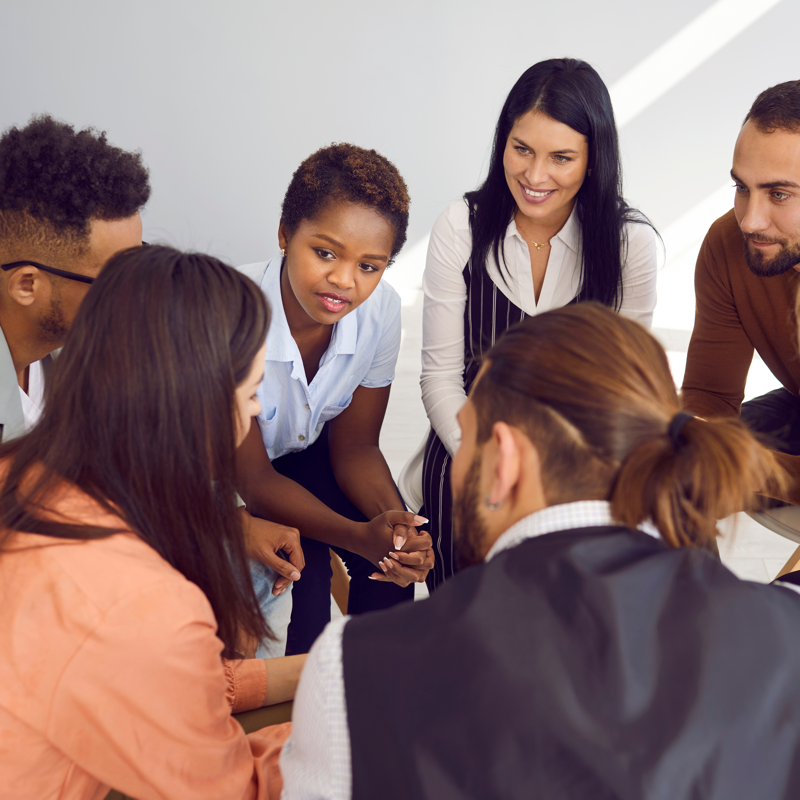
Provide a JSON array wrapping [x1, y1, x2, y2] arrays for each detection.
[[739, 193, 771, 235]]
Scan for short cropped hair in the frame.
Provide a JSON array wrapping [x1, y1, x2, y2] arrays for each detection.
[[744, 80, 800, 134], [0, 114, 151, 252], [280, 143, 410, 258]]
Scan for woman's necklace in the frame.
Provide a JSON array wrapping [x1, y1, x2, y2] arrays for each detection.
[[515, 216, 552, 251]]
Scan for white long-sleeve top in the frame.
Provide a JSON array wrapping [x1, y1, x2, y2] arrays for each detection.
[[421, 199, 659, 455]]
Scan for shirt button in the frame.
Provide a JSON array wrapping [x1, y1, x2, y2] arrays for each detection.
[[305, 404, 310, 410], [298, 435, 306, 441]]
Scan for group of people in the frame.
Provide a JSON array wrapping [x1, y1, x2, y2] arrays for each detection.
[[2, 56, 800, 799]]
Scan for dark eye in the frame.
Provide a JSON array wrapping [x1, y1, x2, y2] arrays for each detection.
[[314, 248, 335, 260], [359, 263, 379, 274], [733, 183, 747, 194]]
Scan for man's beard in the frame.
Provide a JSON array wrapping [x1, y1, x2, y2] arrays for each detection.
[[36, 290, 68, 344], [453, 456, 489, 572], [743, 234, 800, 277]]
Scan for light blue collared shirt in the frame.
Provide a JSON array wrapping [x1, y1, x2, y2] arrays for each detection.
[[237, 256, 402, 461]]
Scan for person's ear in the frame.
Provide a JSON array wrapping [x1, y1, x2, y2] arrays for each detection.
[[278, 221, 290, 252], [486, 421, 522, 508], [6, 266, 41, 308]]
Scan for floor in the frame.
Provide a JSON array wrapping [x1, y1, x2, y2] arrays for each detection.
[[374, 225, 800, 593]]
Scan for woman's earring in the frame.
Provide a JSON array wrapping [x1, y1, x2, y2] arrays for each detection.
[[485, 496, 503, 511], [281, 248, 287, 257], [587, 169, 592, 177]]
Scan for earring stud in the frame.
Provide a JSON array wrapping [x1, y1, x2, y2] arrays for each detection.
[[485, 496, 503, 510], [281, 248, 286, 257]]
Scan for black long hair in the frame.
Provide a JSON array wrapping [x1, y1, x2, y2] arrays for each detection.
[[466, 57, 654, 309], [0, 245, 270, 657]]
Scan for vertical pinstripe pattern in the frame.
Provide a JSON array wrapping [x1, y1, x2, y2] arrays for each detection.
[[421, 260, 527, 591]]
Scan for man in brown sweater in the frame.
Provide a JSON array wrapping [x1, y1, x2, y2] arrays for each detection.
[[682, 80, 800, 503]]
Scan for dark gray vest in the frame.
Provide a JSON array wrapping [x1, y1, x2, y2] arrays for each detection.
[[343, 526, 800, 799]]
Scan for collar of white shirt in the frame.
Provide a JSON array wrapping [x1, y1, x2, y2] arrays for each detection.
[[485, 499, 660, 562], [262, 255, 358, 368], [504, 204, 581, 254]]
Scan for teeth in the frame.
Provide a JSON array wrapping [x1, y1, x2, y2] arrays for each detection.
[[523, 187, 552, 197]]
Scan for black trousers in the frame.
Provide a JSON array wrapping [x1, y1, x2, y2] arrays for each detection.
[[273, 426, 413, 655], [740, 387, 800, 455]]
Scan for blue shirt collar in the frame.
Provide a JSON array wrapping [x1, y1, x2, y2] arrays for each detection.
[[263, 255, 359, 367]]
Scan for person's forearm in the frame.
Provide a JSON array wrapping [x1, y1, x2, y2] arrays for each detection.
[[332, 444, 404, 520], [264, 654, 307, 706], [680, 387, 740, 419], [240, 468, 367, 553]]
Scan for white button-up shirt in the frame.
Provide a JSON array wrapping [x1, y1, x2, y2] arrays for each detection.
[[280, 501, 660, 799], [238, 256, 402, 461], [421, 200, 659, 455]]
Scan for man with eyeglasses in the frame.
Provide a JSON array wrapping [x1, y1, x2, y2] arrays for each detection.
[[0, 114, 149, 440]]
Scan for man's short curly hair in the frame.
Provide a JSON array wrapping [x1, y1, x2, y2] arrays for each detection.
[[0, 114, 151, 252], [281, 143, 410, 258]]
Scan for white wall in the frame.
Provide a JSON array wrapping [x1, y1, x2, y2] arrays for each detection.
[[3, 0, 797, 269]]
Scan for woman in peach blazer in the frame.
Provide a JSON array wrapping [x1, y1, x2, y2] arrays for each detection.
[[0, 247, 292, 799]]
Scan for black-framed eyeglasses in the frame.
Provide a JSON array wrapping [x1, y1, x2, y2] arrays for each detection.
[[1, 260, 94, 285]]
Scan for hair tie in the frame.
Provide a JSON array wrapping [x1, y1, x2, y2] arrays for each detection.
[[668, 411, 693, 451]]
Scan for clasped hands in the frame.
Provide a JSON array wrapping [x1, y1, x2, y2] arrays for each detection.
[[362, 510, 434, 588]]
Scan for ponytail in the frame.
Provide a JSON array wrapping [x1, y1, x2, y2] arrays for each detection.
[[611, 414, 782, 548], [475, 304, 786, 551]]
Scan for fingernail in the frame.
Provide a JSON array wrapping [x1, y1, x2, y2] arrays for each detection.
[[290, 571, 301, 580], [394, 534, 406, 550], [379, 560, 388, 572], [368, 575, 378, 580], [383, 558, 396, 570], [388, 552, 400, 561], [414, 516, 429, 525]]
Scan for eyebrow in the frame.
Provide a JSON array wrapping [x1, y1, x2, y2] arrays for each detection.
[[511, 137, 579, 155], [730, 170, 800, 190], [312, 234, 389, 263]]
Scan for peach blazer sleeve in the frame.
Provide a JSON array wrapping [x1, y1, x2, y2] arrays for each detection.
[[45, 577, 288, 800], [225, 657, 269, 713]]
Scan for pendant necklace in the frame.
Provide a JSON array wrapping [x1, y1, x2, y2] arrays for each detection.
[[528, 239, 548, 250]]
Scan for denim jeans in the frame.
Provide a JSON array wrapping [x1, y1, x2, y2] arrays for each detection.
[[249, 559, 293, 658]]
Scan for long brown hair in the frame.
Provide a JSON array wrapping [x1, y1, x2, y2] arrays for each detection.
[[0, 245, 270, 656], [470, 303, 780, 547]]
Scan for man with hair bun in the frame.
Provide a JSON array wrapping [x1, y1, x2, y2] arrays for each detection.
[[282, 304, 800, 800], [0, 114, 149, 440], [682, 80, 800, 501]]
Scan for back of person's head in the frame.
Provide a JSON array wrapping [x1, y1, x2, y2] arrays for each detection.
[[280, 142, 410, 258], [468, 58, 641, 310], [470, 303, 777, 547], [0, 114, 150, 263], [0, 245, 269, 655], [744, 80, 800, 134]]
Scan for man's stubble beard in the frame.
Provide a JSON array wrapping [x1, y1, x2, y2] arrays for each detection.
[[743, 234, 800, 277], [36, 285, 69, 345], [453, 456, 490, 572]]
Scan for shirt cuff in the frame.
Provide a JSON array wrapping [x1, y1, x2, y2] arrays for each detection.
[[223, 657, 268, 713]]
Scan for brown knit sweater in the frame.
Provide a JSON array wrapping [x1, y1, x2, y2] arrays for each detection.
[[681, 209, 800, 502]]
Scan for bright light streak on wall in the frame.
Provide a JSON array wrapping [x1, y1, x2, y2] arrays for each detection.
[[611, 0, 784, 128]]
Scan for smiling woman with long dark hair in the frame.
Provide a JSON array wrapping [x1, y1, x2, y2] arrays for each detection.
[[0, 246, 294, 799], [410, 57, 660, 590]]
